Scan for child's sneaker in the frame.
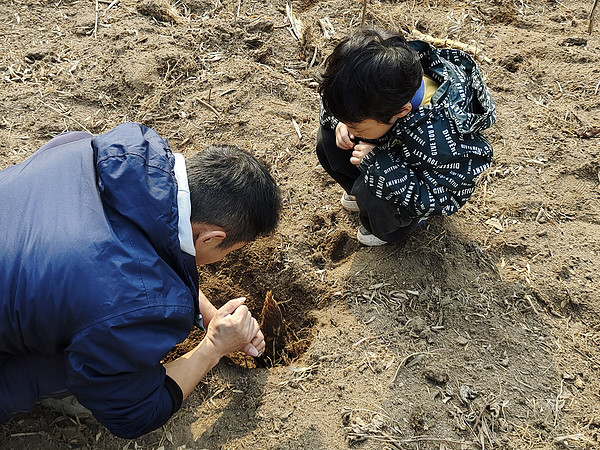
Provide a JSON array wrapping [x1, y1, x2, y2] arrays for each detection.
[[356, 226, 388, 246], [341, 193, 359, 212]]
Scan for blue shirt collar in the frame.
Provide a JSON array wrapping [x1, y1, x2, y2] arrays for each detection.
[[410, 78, 425, 111]]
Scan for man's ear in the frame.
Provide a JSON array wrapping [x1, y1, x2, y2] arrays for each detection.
[[193, 228, 226, 248], [194, 230, 227, 247], [392, 103, 413, 121]]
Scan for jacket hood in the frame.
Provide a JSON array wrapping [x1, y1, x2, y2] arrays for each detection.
[[409, 40, 496, 135], [92, 123, 181, 271]]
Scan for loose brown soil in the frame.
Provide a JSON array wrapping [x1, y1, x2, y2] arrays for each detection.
[[1, 0, 600, 449]]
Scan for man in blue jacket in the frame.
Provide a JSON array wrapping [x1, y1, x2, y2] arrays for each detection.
[[0, 123, 281, 438]]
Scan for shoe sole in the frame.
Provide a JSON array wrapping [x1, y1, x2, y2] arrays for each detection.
[[356, 229, 388, 246], [340, 197, 359, 212]]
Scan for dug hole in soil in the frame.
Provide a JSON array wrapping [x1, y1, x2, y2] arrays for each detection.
[[167, 236, 348, 367], [2, 0, 600, 449]]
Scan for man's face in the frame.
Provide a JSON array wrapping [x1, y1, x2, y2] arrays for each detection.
[[194, 240, 247, 265], [344, 118, 395, 141]]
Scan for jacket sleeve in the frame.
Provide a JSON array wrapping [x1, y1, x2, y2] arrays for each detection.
[[64, 306, 192, 439], [359, 123, 492, 218], [319, 100, 340, 131]]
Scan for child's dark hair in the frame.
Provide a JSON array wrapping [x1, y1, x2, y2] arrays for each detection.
[[319, 28, 424, 125]]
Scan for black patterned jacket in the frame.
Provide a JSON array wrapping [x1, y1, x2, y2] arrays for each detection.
[[320, 40, 496, 219]]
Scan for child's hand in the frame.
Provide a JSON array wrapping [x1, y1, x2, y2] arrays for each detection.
[[351, 142, 376, 166], [335, 123, 355, 150]]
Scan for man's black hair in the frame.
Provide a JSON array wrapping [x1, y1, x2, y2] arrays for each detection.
[[319, 28, 424, 125], [186, 145, 281, 248]]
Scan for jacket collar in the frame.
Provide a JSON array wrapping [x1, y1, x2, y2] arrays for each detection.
[[173, 153, 195, 256]]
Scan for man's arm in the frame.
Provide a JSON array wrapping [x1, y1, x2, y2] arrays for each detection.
[[165, 298, 260, 399], [198, 289, 218, 328], [163, 338, 220, 400]]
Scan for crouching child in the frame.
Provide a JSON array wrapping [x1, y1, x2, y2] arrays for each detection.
[[316, 27, 496, 246]]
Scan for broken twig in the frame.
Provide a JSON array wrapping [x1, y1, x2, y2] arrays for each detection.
[[94, 0, 99, 39], [198, 98, 219, 117], [102, 0, 119, 17], [590, 0, 599, 34], [360, 0, 367, 27], [409, 29, 492, 64], [291, 119, 302, 140], [286, 3, 303, 41]]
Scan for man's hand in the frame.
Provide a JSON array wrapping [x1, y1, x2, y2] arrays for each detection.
[[165, 297, 264, 399], [205, 298, 262, 358], [350, 142, 376, 166], [243, 328, 265, 358], [335, 122, 355, 150]]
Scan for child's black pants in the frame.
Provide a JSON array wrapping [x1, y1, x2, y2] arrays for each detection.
[[316, 126, 420, 243]]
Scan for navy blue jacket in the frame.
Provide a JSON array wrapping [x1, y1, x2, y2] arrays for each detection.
[[0, 123, 198, 437], [321, 40, 496, 219]]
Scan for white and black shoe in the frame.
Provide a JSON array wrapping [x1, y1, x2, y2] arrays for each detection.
[[356, 226, 388, 246], [340, 193, 359, 212]]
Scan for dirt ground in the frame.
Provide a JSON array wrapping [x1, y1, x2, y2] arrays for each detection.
[[1, 0, 600, 448]]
